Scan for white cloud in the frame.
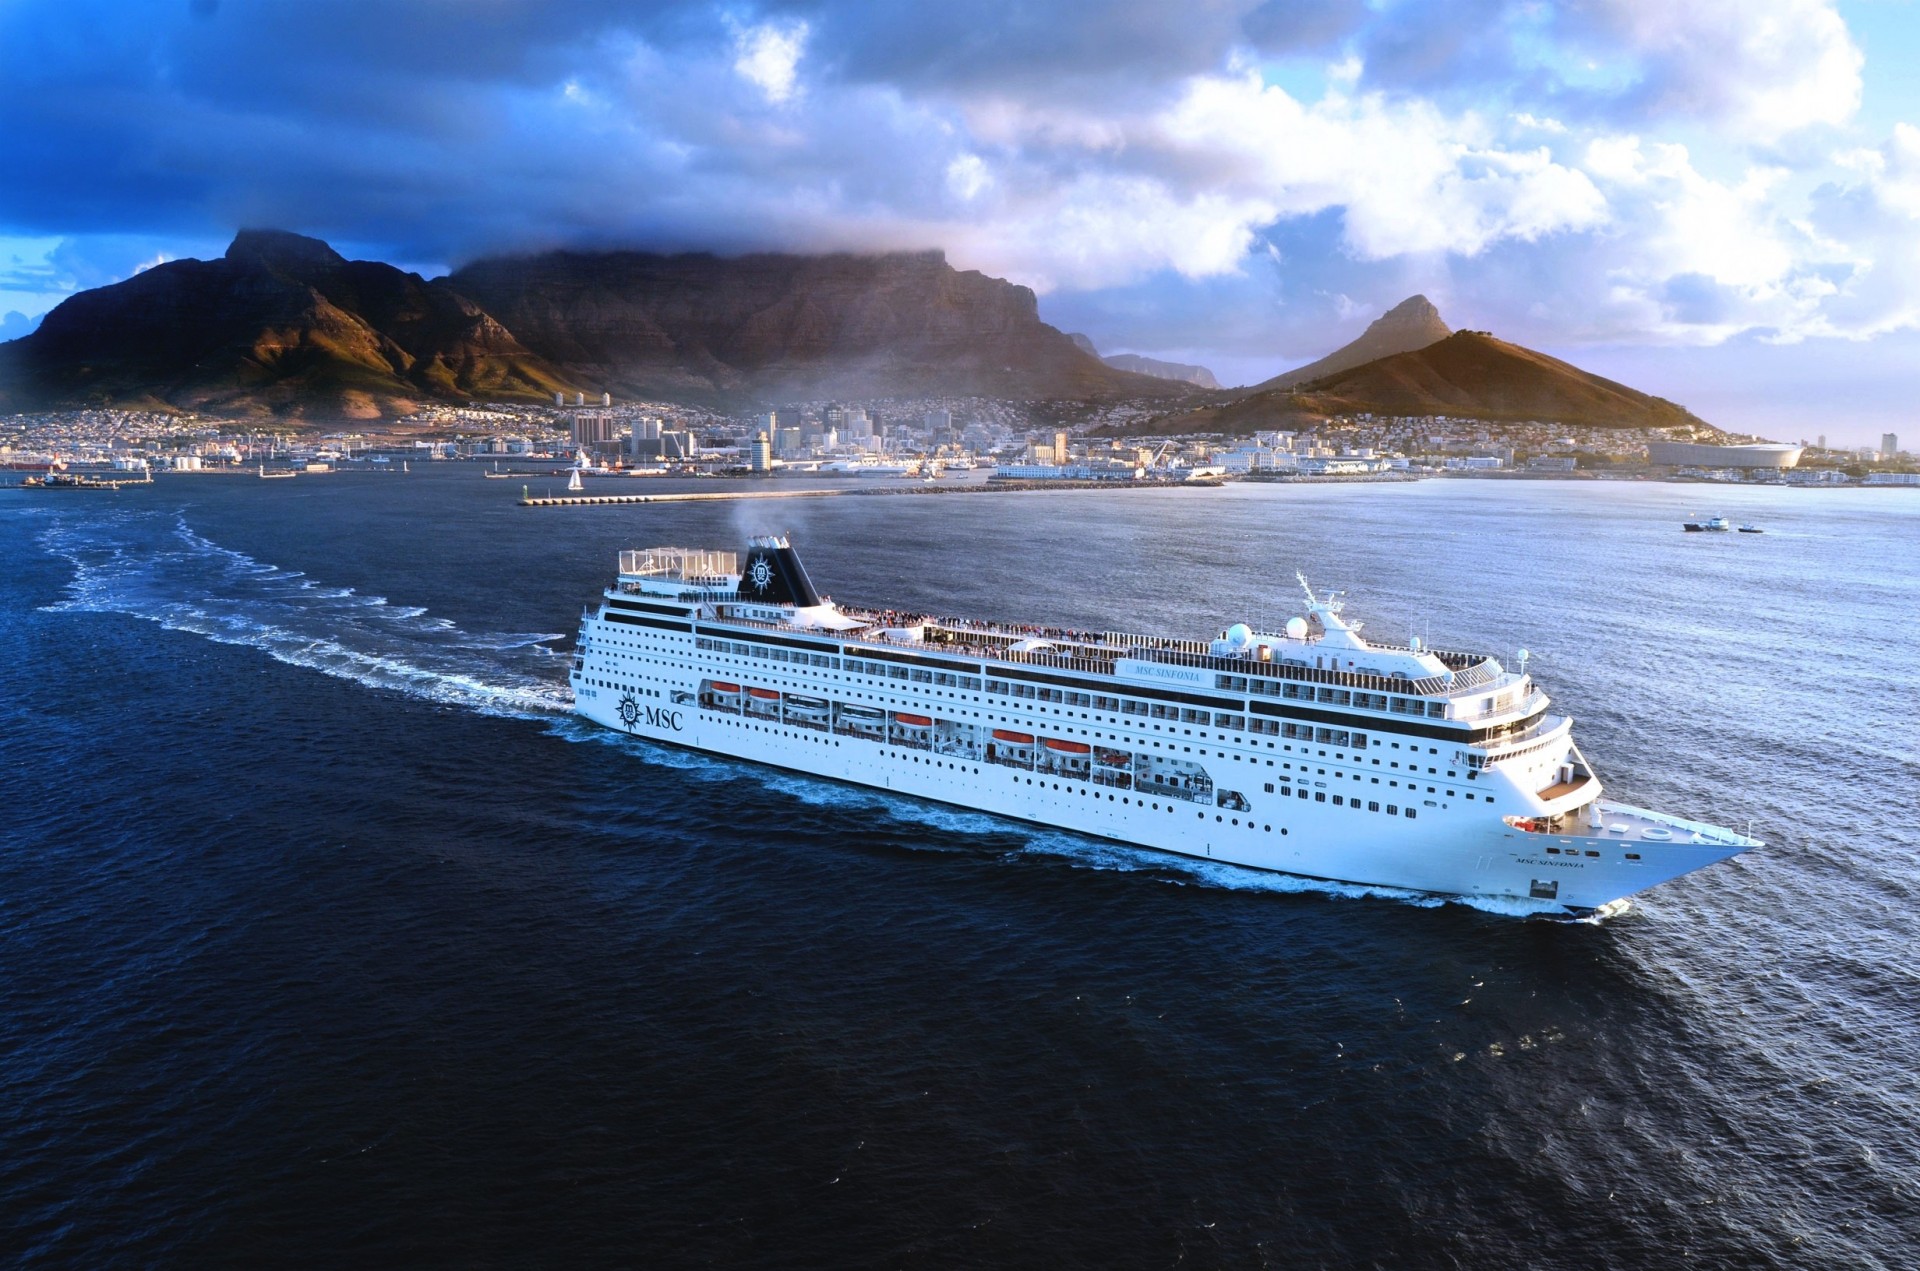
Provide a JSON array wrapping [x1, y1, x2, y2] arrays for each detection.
[[731, 19, 809, 105], [944, 153, 990, 202], [1578, 0, 1863, 140]]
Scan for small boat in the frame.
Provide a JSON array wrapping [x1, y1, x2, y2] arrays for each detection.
[[567, 468, 584, 492], [1737, 524, 1764, 533]]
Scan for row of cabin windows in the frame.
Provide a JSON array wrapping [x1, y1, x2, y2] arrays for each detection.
[[696, 636, 838, 670], [1296, 787, 1416, 817], [1219, 673, 1447, 718], [682, 634, 1417, 761], [844, 657, 980, 689]]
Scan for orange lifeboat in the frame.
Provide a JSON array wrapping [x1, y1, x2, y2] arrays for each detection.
[[710, 681, 742, 694], [748, 687, 780, 700], [893, 713, 933, 727], [992, 729, 1034, 745], [1045, 738, 1092, 754]]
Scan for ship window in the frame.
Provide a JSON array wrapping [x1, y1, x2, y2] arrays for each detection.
[[1386, 805, 1397, 815], [1625, 852, 1641, 860], [1369, 801, 1379, 812], [1405, 809, 1416, 819], [1315, 792, 1326, 802], [1264, 783, 1274, 793]]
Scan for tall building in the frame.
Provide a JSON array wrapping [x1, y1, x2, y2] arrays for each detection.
[[571, 411, 619, 447], [1052, 431, 1069, 466], [1882, 433, 1899, 458]]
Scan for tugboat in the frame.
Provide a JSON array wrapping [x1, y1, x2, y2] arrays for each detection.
[[1683, 515, 1731, 532], [1737, 524, 1764, 534]]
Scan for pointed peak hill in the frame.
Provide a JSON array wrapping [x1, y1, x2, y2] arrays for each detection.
[[1215, 329, 1709, 431], [1259, 295, 1451, 391]]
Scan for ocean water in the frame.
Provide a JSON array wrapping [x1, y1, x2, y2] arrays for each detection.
[[2, 469, 1916, 1268]]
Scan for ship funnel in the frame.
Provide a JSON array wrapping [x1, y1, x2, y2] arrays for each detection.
[[739, 536, 823, 606]]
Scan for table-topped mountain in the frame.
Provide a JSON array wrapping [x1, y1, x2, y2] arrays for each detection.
[[1196, 329, 1710, 432], [444, 248, 1171, 403], [0, 230, 567, 418], [1256, 295, 1452, 391], [0, 232, 1177, 417]]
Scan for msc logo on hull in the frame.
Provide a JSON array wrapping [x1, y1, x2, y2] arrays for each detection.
[[617, 694, 685, 733]]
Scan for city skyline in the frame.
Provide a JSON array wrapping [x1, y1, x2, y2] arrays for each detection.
[[3, 2, 1919, 445]]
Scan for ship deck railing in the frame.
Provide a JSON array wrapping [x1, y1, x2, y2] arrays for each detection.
[[702, 610, 1505, 704], [1478, 717, 1571, 765]]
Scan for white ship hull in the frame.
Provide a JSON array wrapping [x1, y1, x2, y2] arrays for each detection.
[[568, 545, 1756, 915]]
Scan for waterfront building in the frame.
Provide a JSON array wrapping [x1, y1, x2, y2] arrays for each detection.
[[1645, 441, 1804, 469]]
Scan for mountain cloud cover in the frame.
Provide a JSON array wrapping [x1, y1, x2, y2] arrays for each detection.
[[0, 0, 1914, 386]]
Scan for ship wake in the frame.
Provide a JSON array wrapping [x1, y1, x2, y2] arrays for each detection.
[[38, 512, 572, 719]]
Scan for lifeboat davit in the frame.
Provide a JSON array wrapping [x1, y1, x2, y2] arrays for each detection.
[[992, 729, 1034, 745], [893, 713, 933, 727], [1045, 738, 1092, 754]]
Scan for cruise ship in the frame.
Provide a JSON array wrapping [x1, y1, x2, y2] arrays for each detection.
[[569, 536, 1757, 913]]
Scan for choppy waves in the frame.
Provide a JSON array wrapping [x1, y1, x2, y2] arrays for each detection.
[[38, 512, 572, 719]]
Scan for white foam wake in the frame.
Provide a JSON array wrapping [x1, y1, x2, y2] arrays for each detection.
[[38, 512, 573, 719]]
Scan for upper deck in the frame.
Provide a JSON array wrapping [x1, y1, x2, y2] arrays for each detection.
[[610, 539, 1541, 729]]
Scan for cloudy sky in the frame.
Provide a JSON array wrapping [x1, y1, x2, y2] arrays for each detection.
[[3, 0, 1916, 443]]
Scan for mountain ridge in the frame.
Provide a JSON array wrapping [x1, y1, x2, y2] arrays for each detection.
[[0, 230, 569, 418], [0, 232, 1182, 417]]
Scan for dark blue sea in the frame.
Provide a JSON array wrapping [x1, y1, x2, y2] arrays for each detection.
[[3, 468, 1916, 1269]]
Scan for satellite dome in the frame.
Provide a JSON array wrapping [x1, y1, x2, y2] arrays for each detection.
[[1285, 616, 1309, 640], [1225, 623, 1252, 648]]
